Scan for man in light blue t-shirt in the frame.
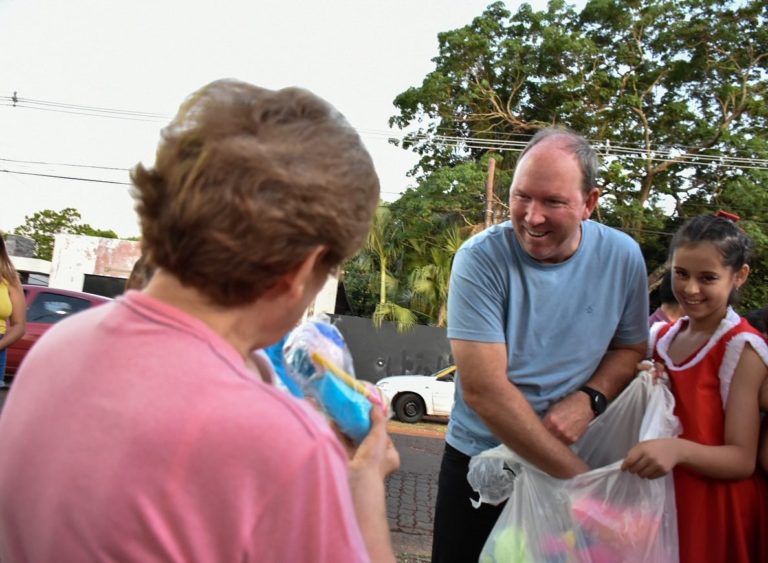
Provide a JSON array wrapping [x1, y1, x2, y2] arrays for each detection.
[[432, 128, 649, 563]]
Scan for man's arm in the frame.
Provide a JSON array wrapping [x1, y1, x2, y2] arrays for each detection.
[[543, 340, 646, 444], [454, 339, 590, 479]]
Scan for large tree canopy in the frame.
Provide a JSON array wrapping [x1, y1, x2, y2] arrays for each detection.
[[383, 0, 768, 312]]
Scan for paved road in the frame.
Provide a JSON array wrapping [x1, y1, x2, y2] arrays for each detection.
[[387, 431, 444, 560]]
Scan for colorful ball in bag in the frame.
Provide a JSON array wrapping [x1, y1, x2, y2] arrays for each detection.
[[540, 530, 577, 558], [492, 526, 532, 563], [572, 496, 662, 551]]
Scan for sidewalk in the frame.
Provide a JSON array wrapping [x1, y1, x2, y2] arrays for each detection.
[[387, 422, 446, 562]]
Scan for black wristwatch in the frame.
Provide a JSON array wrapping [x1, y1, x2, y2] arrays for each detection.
[[579, 386, 607, 417]]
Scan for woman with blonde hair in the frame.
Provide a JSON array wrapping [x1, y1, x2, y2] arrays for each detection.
[[0, 236, 25, 387], [0, 80, 398, 562]]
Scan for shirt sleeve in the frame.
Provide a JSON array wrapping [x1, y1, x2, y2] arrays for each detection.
[[447, 244, 508, 343], [613, 241, 650, 346]]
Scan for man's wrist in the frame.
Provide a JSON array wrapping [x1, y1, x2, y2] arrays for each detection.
[[579, 386, 607, 416]]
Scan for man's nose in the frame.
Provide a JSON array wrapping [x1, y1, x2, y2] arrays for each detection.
[[526, 202, 545, 225]]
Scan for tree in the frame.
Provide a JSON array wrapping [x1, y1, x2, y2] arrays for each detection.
[[358, 206, 416, 332], [389, 0, 768, 308], [409, 225, 468, 327], [14, 208, 118, 261]]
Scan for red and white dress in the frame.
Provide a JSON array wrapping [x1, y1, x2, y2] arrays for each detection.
[[651, 308, 768, 563]]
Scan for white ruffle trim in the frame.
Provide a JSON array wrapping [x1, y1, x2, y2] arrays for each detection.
[[654, 308, 768, 407], [719, 332, 768, 408]]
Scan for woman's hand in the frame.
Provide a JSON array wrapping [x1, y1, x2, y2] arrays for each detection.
[[350, 405, 400, 479], [621, 438, 681, 479]]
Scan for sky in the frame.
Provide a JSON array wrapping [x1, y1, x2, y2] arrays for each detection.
[[0, 0, 565, 239]]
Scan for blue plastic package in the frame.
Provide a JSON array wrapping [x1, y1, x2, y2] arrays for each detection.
[[281, 316, 379, 444]]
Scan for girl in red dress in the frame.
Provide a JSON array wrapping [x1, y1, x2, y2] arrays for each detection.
[[623, 213, 768, 563]]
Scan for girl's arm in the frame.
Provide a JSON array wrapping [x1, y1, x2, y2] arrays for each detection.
[[760, 379, 768, 472], [760, 418, 768, 473], [623, 343, 766, 480], [0, 279, 26, 351]]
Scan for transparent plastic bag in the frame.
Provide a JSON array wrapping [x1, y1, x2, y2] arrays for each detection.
[[468, 372, 681, 563], [279, 315, 385, 444]]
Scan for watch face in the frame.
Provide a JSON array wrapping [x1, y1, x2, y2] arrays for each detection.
[[581, 386, 606, 415], [593, 394, 606, 414]]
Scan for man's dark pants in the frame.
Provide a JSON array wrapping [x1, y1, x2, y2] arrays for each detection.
[[431, 443, 505, 563]]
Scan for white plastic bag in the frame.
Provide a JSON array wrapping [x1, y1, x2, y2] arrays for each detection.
[[468, 372, 681, 563]]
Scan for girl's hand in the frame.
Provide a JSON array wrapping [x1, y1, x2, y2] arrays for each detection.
[[621, 438, 681, 479], [637, 360, 668, 385]]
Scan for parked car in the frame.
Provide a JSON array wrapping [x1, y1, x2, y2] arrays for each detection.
[[5, 285, 111, 378], [375, 365, 456, 423]]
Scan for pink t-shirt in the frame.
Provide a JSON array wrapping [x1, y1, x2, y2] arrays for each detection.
[[0, 292, 369, 562]]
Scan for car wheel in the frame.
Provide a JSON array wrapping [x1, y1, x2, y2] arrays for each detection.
[[394, 393, 425, 423]]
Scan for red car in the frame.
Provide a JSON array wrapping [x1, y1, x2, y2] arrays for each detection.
[[5, 285, 111, 378]]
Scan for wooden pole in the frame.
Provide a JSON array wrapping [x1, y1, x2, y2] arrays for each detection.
[[484, 157, 497, 229]]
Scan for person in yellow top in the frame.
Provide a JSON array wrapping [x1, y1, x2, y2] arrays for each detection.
[[0, 236, 26, 387]]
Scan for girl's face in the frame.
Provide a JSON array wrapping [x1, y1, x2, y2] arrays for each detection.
[[671, 242, 749, 325]]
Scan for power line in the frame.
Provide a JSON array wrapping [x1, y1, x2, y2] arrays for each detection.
[[0, 102, 167, 123], [0, 157, 129, 172], [0, 166, 404, 196], [5, 94, 768, 169], [0, 95, 169, 119], [0, 169, 131, 185]]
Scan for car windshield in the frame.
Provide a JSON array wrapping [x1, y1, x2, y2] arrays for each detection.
[[27, 293, 92, 324], [434, 365, 456, 381]]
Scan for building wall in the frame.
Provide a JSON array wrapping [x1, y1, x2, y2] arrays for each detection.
[[48, 233, 338, 314], [50, 234, 141, 291], [329, 314, 452, 383]]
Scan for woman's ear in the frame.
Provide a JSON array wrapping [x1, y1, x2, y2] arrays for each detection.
[[281, 246, 328, 300]]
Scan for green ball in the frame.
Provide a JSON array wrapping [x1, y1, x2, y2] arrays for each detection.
[[491, 526, 532, 563]]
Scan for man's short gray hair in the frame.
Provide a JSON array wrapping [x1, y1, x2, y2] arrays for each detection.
[[517, 127, 599, 197]]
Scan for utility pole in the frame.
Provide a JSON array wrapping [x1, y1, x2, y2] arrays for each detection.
[[484, 156, 497, 229]]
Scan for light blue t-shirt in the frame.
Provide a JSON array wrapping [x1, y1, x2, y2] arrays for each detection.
[[446, 220, 649, 456]]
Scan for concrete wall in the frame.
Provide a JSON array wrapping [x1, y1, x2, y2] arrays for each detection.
[[48, 234, 338, 315], [50, 234, 141, 291], [9, 256, 51, 276], [329, 314, 452, 383], [4, 234, 36, 257]]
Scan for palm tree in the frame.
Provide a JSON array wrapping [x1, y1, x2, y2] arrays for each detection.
[[365, 206, 416, 332], [409, 225, 467, 327]]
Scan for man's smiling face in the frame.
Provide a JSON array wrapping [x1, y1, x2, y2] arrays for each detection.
[[509, 139, 598, 264]]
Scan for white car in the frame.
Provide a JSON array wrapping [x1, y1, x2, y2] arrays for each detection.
[[375, 365, 456, 423]]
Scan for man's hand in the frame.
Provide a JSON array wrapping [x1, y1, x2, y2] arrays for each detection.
[[621, 439, 681, 479], [542, 391, 594, 445]]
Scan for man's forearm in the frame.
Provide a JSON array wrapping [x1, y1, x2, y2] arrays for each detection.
[[466, 382, 590, 478], [583, 344, 646, 401]]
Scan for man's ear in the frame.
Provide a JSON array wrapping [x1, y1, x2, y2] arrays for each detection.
[[582, 187, 600, 220]]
